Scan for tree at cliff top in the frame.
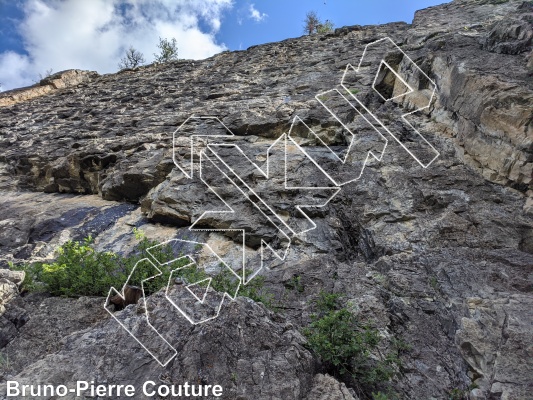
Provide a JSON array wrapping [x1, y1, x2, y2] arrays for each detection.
[[304, 11, 334, 35], [153, 37, 179, 64], [118, 46, 146, 70]]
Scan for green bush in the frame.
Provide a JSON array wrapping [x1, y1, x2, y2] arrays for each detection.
[[316, 20, 334, 34], [153, 37, 179, 64], [16, 234, 186, 297], [239, 274, 274, 307], [304, 291, 401, 395], [15, 231, 272, 306], [18, 237, 123, 296], [371, 392, 391, 400], [303, 11, 334, 35], [448, 388, 468, 400], [205, 266, 274, 307], [286, 275, 304, 293]]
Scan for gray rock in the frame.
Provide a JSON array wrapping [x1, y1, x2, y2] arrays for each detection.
[[0, 270, 24, 287], [481, 3, 533, 54], [0, 295, 315, 400], [456, 295, 533, 398], [305, 374, 358, 400], [0, 295, 108, 376], [0, 269, 24, 315], [0, 0, 531, 399]]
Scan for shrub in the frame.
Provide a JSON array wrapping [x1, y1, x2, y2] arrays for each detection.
[[153, 37, 179, 64], [15, 232, 273, 306], [316, 20, 334, 34], [239, 274, 274, 307], [32, 68, 53, 84], [303, 11, 334, 35], [118, 46, 145, 70], [448, 388, 468, 400], [207, 266, 274, 308], [16, 234, 185, 297], [286, 275, 304, 293], [304, 291, 401, 395], [372, 392, 391, 400], [39, 68, 53, 80], [19, 237, 121, 296]]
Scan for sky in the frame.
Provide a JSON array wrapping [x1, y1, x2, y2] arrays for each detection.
[[0, 0, 450, 91]]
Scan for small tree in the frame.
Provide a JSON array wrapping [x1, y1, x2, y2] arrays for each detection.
[[118, 46, 146, 70], [303, 11, 321, 35], [153, 37, 179, 64]]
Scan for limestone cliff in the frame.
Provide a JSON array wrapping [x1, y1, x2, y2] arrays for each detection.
[[0, 0, 532, 399]]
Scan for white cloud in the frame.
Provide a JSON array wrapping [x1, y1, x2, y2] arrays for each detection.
[[249, 4, 267, 22], [0, 0, 233, 91], [0, 51, 33, 90]]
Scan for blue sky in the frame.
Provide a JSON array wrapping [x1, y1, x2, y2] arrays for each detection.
[[218, 1, 450, 51], [0, 0, 450, 91]]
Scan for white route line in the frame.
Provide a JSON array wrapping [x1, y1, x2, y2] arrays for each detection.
[[341, 37, 440, 168], [314, 88, 389, 166], [104, 258, 177, 367], [106, 37, 441, 366], [198, 148, 293, 284]]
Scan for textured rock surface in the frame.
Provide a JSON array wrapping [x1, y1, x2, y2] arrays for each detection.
[[304, 374, 358, 400], [0, 0, 532, 399], [0, 294, 107, 375], [0, 269, 24, 316], [1, 2, 531, 199], [456, 295, 533, 398], [0, 296, 316, 400], [0, 70, 97, 107]]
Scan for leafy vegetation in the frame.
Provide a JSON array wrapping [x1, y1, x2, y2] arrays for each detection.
[[239, 274, 274, 306], [448, 388, 468, 400], [286, 275, 304, 293], [371, 392, 394, 400], [14, 230, 272, 307], [303, 11, 321, 35], [206, 266, 274, 307], [153, 37, 179, 64], [316, 20, 334, 34], [429, 275, 439, 290], [304, 291, 403, 397], [303, 11, 334, 35], [15, 232, 182, 297]]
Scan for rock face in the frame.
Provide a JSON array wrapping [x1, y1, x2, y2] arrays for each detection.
[[0, 0, 532, 399], [0, 70, 97, 107], [305, 374, 358, 400], [456, 295, 533, 398], [0, 296, 315, 400], [0, 270, 24, 316]]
